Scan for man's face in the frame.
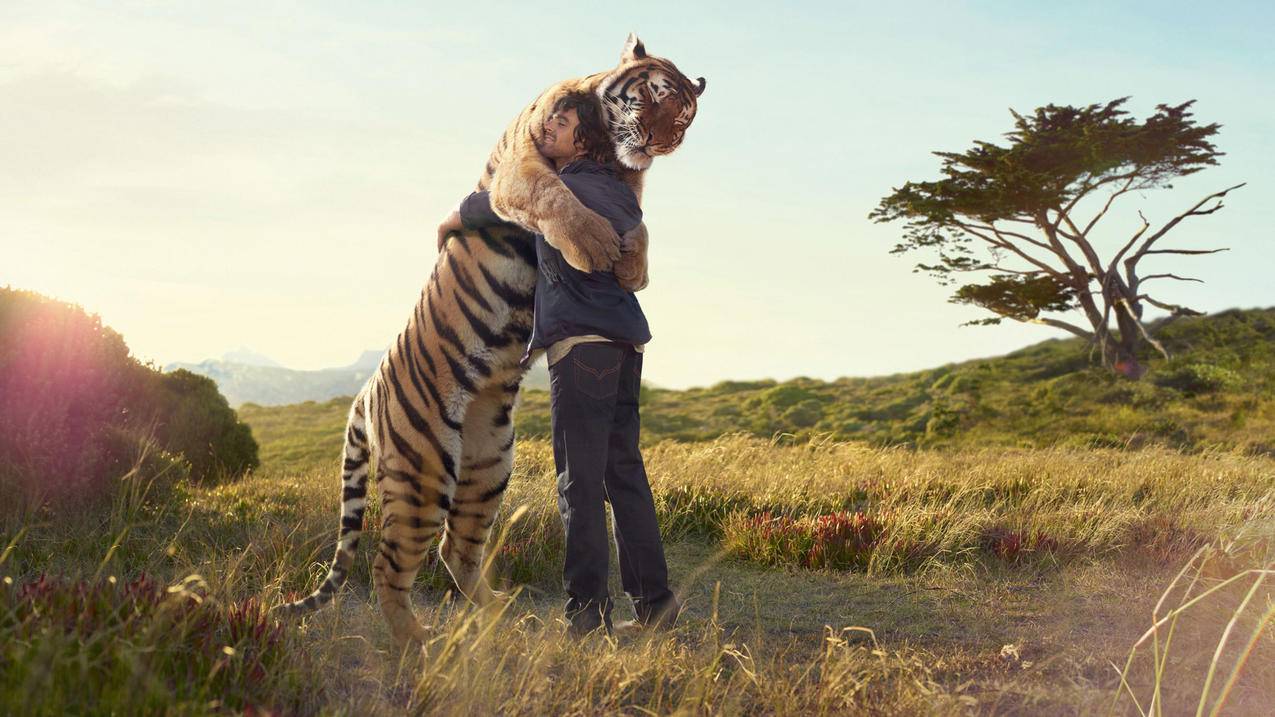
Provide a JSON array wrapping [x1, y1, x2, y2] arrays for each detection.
[[539, 107, 585, 161]]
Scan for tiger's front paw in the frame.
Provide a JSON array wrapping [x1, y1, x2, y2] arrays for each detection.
[[615, 224, 649, 292], [547, 210, 622, 273], [614, 253, 647, 292]]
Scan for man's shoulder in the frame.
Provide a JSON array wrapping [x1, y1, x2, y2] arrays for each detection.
[[559, 158, 619, 177], [560, 161, 634, 198], [557, 158, 642, 234]]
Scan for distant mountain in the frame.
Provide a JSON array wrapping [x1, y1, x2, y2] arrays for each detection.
[[221, 347, 282, 368], [167, 349, 550, 406], [345, 349, 385, 371]]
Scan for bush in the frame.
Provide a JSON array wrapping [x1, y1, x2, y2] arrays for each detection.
[[0, 287, 258, 507], [760, 385, 821, 410], [145, 369, 259, 482], [1154, 363, 1243, 396], [0, 289, 140, 505], [781, 399, 825, 428]]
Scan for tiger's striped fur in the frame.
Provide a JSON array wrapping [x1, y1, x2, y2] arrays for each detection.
[[485, 32, 704, 279], [275, 34, 703, 647], [275, 226, 538, 642]]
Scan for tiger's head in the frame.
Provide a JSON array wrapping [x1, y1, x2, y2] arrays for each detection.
[[597, 33, 705, 171]]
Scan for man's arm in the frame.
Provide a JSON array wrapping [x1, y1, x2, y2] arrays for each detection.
[[458, 191, 504, 229], [437, 191, 508, 252]]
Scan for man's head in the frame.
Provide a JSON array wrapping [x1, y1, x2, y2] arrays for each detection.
[[538, 92, 615, 166]]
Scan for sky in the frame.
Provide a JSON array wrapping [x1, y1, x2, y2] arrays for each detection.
[[2, 1, 1272, 389]]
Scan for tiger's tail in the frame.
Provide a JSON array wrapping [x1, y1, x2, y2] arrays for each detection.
[[274, 391, 371, 616]]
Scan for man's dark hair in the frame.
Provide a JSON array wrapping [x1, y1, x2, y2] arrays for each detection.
[[552, 91, 616, 165]]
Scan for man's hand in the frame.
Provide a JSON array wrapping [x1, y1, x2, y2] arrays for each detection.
[[544, 208, 622, 273], [437, 209, 464, 252]]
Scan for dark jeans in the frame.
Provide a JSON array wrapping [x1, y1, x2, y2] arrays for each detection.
[[549, 341, 675, 634]]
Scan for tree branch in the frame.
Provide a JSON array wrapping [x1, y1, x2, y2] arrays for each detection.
[[1137, 295, 1204, 317], [1035, 211, 1091, 287], [1143, 248, 1231, 256], [1115, 298, 1170, 360], [1109, 211, 1151, 275], [1128, 183, 1246, 264], [1058, 213, 1105, 277], [989, 266, 1048, 277], [954, 225, 1064, 277], [1056, 170, 1138, 222], [1025, 316, 1094, 339], [966, 222, 1055, 253], [1081, 175, 1138, 237], [1139, 273, 1204, 284]]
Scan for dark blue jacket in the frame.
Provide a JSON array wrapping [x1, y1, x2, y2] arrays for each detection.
[[458, 159, 650, 363]]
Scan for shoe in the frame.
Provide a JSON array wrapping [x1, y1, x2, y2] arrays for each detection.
[[635, 596, 681, 631], [565, 603, 614, 641], [613, 619, 645, 637], [567, 619, 613, 641]]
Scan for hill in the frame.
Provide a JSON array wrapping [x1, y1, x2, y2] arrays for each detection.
[[170, 351, 551, 406], [241, 308, 1275, 457]]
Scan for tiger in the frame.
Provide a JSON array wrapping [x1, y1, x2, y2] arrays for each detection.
[[482, 32, 703, 288], [274, 33, 704, 648]]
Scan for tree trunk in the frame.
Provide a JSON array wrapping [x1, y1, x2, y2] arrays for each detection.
[[1071, 284, 1137, 377], [1110, 278, 1148, 379]]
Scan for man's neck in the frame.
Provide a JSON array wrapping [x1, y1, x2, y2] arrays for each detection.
[[553, 153, 588, 172]]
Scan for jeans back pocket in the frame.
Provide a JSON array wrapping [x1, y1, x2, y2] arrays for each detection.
[[572, 346, 623, 401]]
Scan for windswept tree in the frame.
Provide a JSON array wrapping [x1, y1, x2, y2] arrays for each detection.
[[871, 98, 1243, 378]]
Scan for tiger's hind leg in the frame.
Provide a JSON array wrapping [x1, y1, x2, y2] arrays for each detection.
[[374, 458, 454, 647], [440, 383, 519, 607]]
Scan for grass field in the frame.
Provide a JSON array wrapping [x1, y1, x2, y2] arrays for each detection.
[[502, 308, 1275, 452], [4, 405, 1274, 714]]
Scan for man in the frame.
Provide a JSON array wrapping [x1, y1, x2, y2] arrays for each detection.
[[437, 91, 679, 638]]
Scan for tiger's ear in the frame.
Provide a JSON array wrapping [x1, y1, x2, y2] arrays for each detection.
[[621, 33, 647, 62]]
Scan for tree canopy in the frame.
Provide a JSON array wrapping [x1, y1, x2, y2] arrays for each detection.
[[871, 98, 1242, 377]]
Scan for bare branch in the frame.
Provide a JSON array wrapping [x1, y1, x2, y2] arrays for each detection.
[[1109, 211, 1151, 274], [1128, 183, 1246, 264], [1139, 273, 1204, 284], [1058, 213, 1105, 277], [1026, 316, 1094, 339], [1035, 211, 1090, 282], [965, 222, 1056, 253], [990, 266, 1048, 277], [1081, 175, 1138, 237], [1056, 170, 1142, 224], [1137, 295, 1205, 317], [1143, 248, 1231, 256], [954, 225, 1064, 277], [1116, 298, 1170, 360]]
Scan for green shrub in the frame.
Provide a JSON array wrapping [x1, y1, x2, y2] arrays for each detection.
[[1154, 363, 1243, 396], [0, 287, 258, 508], [0, 288, 140, 505], [709, 379, 776, 393], [780, 399, 824, 428], [760, 385, 821, 410], [145, 369, 259, 482]]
